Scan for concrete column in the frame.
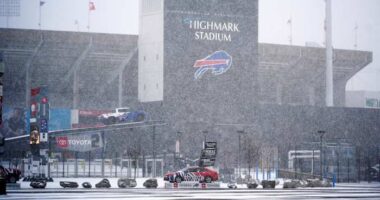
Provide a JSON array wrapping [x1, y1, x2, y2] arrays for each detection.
[[325, 0, 334, 106]]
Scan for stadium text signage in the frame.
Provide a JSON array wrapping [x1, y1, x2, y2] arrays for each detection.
[[187, 20, 239, 42]]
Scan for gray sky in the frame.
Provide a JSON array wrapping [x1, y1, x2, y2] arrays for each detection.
[[1, 0, 379, 91]]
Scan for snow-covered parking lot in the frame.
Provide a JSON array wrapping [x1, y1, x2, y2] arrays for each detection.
[[3, 180, 380, 200]]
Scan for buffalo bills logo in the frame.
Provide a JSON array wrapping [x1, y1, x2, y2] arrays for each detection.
[[193, 51, 232, 79]]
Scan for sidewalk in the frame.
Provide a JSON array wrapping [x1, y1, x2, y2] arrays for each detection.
[[334, 182, 380, 188]]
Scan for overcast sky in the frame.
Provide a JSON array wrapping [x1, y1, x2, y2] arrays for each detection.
[[0, 0, 379, 91]]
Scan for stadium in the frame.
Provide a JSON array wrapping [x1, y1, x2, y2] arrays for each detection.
[[0, 0, 379, 182]]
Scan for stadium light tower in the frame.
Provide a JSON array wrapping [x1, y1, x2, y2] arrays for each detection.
[[325, 0, 334, 107]]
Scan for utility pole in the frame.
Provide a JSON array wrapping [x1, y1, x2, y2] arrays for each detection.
[[325, 0, 334, 107]]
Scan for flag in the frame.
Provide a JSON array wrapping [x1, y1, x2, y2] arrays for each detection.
[[40, 1, 45, 6], [89, 2, 96, 11], [287, 18, 292, 25], [354, 23, 358, 31]]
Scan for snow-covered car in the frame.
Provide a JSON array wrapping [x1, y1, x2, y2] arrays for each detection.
[[117, 178, 137, 188], [82, 182, 92, 188], [143, 178, 158, 188], [60, 181, 79, 188], [98, 107, 146, 124], [95, 178, 111, 188], [30, 180, 47, 189], [164, 166, 219, 183]]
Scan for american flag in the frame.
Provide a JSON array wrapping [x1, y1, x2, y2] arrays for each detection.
[[89, 1, 95, 11]]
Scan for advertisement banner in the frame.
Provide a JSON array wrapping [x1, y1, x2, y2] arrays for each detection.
[[49, 108, 71, 131], [55, 131, 103, 152], [0, 106, 28, 138]]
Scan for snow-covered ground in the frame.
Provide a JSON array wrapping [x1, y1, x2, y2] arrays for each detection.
[[5, 178, 380, 200], [4, 183, 380, 200]]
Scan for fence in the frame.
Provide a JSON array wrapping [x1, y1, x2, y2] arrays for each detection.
[[19, 158, 144, 178]]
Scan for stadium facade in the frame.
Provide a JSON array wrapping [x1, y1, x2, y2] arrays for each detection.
[[0, 0, 379, 180]]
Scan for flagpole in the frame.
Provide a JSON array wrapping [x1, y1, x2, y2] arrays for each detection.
[[87, 0, 90, 32], [288, 17, 293, 45], [6, 15, 9, 29], [39, 1, 42, 30], [75, 20, 79, 32], [5, 0, 9, 28], [354, 23, 358, 50]]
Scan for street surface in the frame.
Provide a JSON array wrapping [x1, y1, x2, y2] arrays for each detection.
[[3, 184, 380, 200]]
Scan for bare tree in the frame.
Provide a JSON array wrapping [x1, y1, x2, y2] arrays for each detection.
[[126, 135, 142, 179], [242, 135, 261, 180]]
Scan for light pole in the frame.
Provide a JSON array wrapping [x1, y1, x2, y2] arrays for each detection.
[[317, 130, 326, 180], [152, 125, 156, 178], [175, 131, 182, 170], [294, 142, 297, 179], [202, 130, 208, 148], [378, 145, 380, 183], [237, 130, 245, 179]]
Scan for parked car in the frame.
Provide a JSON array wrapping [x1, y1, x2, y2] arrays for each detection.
[[164, 166, 219, 183], [0, 165, 21, 183]]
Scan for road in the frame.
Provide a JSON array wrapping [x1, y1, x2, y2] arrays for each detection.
[[3, 186, 380, 200]]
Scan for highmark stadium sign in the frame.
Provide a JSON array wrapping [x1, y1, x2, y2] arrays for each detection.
[[138, 0, 258, 103], [186, 20, 240, 42]]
